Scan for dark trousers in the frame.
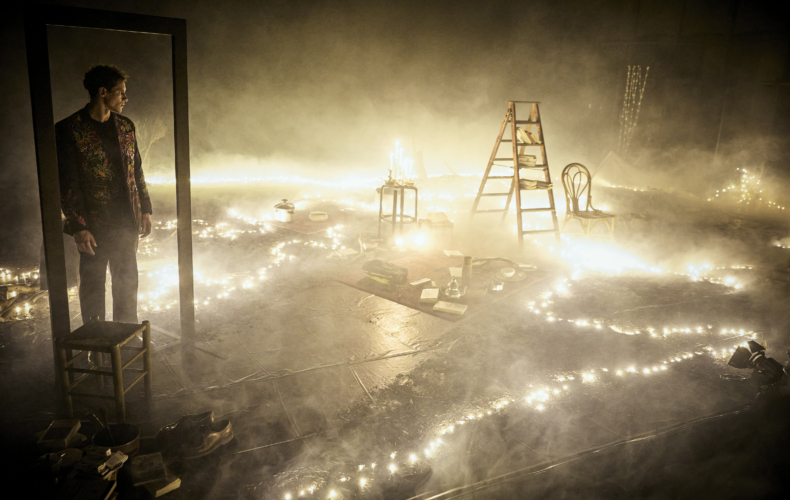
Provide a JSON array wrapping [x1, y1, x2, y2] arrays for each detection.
[[79, 227, 139, 323]]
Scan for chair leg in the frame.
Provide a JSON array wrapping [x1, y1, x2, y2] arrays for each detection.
[[56, 342, 74, 418], [110, 346, 126, 424], [143, 321, 152, 403]]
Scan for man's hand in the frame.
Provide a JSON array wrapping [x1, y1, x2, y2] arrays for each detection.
[[74, 230, 97, 255], [140, 213, 152, 238]]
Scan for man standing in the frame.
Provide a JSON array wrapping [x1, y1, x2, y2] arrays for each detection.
[[56, 65, 153, 323]]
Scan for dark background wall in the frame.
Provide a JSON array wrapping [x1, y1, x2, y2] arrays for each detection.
[[1, 0, 787, 263]]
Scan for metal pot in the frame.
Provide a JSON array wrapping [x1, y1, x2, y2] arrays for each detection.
[[274, 199, 294, 222], [92, 423, 140, 457]]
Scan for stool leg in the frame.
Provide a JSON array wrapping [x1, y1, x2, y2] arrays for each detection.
[[143, 321, 152, 402], [110, 346, 126, 423], [64, 347, 74, 385], [98, 352, 105, 391], [56, 342, 74, 418]]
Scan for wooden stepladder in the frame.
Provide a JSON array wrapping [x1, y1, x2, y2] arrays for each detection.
[[470, 101, 561, 248]]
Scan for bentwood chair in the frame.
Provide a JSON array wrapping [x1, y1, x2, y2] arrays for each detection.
[[560, 163, 615, 237]]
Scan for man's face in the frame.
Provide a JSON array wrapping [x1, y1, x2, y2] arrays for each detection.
[[100, 81, 127, 113]]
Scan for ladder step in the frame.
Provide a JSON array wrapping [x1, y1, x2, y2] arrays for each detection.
[[514, 120, 541, 125], [486, 176, 514, 180], [493, 164, 548, 169], [493, 157, 517, 161], [518, 208, 555, 213]]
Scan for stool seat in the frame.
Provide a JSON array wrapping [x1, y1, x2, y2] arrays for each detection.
[[57, 320, 152, 423], [60, 321, 147, 352]]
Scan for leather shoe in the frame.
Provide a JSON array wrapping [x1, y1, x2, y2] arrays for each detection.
[[156, 411, 215, 452], [180, 419, 233, 459]]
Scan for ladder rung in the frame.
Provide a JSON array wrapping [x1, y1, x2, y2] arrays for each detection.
[[500, 140, 532, 144], [514, 120, 541, 125], [486, 176, 513, 180], [493, 157, 517, 161], [493, 164, 548, 169], [519, 208, 555, 213], [478, 193, 510, 197], [521, 229, 560, 235]]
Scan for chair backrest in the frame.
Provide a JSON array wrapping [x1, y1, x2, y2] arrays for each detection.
[[561, 163, 593, 214]]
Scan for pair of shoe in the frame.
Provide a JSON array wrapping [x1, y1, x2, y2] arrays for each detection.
[[156, 411, 234, 459]]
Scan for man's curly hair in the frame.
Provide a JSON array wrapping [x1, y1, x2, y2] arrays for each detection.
[[83, 65, 128, 98]]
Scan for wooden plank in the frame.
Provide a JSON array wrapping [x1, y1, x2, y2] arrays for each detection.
[[24, 7, 71, 401], [172, 20, 197, 344]]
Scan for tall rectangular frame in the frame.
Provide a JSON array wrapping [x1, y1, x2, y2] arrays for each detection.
[[23, 4, 196, 366]]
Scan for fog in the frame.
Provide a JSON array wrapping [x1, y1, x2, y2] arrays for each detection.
[[1, 1, 789, 499]]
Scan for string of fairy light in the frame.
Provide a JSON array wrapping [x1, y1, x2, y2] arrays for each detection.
[[271, 278, 760, 500], [137, 216, 351, 315], [708, 167, 787, 210]]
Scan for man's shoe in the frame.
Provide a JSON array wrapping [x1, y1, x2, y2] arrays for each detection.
[[156, 411, 215, 452], [180, 420, 233, 459]]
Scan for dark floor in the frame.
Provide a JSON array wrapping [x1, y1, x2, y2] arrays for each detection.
[[2, 185, 790, 499]]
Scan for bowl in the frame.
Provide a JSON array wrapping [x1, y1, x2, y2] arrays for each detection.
[[500, 267, 516, 278]]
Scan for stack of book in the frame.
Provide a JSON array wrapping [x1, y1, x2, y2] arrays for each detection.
[[517, 155, 537, 167], [38, 420, 81, 449], [516, 128, 541, 145], [519, 179, 552, 190], [131, 452, 181, 498]]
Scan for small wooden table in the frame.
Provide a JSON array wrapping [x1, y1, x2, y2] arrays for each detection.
[[378, 184, 418, 240]]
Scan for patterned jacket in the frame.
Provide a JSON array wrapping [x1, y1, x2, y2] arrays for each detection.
[[56, 106, 152, 235]]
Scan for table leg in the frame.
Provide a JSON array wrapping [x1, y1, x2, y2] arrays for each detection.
[[378, 187, 384, 239], [392, 188, 398, 240], [399, 187, 405, 236]]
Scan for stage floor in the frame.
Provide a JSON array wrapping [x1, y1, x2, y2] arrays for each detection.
[[3, 185, 790, 499]]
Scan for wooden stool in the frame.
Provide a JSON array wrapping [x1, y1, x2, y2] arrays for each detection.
[[56, 320, 152, 423]]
